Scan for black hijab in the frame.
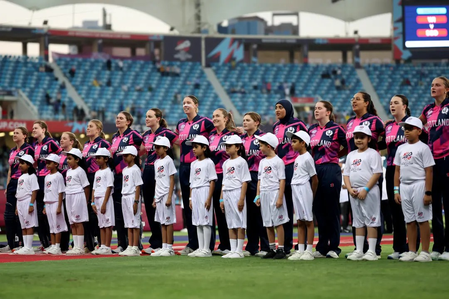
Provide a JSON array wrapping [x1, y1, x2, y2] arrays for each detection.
[[276, 99, 295, 124]]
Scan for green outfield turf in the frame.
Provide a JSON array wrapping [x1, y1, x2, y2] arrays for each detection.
[[0, 246, 448, 299]]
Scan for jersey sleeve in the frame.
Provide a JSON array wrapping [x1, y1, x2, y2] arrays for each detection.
[[204, 118, 215, 135], [393, 146, 401, 167], [306, 156, 317, 177], [168, 159, 177, 176], [50, 139, 62, 154], [57, 174, 66, 193], [207, 160, 218, 181], [373, 117, 385, 135], [370, 151, 383, 174], [258, 161, 263, 180], [420, 104, 432, 122], [79, 169, 90, 188], [25, 145, 35, 157], [240, 159, 251, 182], [277, 159, 286, 180], [343, 153, 351, 176], [337, 126, 347, 148], [133, 168, 144, 186], [101, 139, 111, 149], [30, 174, 40, 192], [106, 170, 114, 188], [92, 173, 99, 190], [165, 129, 178, 145], [421, 144, 436, 168], [297, 120, 308, 132], [131, 131, 143, 148]]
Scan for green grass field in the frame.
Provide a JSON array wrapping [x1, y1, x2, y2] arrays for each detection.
[[1, 244, 448, 299]]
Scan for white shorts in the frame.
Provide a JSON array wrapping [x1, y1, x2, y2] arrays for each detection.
[[94, 195, 115, 228], [45, 201, 68, 233], [191, 187, 213, 226], [223, 189, 247, 229], [122, 194, 141, 229], [349, 186, 381, 228], [260, 190, 289, 227], [400, 181, 432, 223], [17, 198, 38, 229], [155, 193, 176, 225], [292, 183, 314, 222], [66, 192, 89, 225]]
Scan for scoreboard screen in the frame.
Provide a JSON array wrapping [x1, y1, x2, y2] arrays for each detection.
[[403, 5, 449, 48]]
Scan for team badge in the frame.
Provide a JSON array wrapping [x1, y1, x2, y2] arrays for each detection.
[[66, 176, 72, 183], [287, 127, 295, 133], [124, 175, 129, 182], [402, 152, 413, 160], [264, 166, 272, 174], [363, 121, 370, 126], [226, 166, 235, 175], [93, 144, 98, 149], [123, 137, 129, 143], [253, 139, 259, 146], [442, 107, 448, 115], [193, 124, 199, 130], [46, 182, 52, 188], [43, 145, 48, 151], [326, 130, 333, 137], [195, 168, 201, 175]]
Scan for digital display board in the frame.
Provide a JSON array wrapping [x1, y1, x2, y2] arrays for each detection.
[[403, 5, 449, 48]]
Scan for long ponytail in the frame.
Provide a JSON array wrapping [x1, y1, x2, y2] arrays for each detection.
[[393, 94, 411, 116], [359, 91, 378, 116], [63, 132, 83, 151]]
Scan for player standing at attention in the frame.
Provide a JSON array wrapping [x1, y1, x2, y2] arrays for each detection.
[[91, 148, 115, 255], [118, 146, 143, 257], [150, 137, 177, 257], [186, 135, 217, 258], [393, 117, 435, 262], [344, 125, 383, 261], [254, 133, 289, 259], [286, 131, 318, 261], [220, 135, 251, 259]]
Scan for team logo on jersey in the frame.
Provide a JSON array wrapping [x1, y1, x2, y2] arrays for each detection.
[[25, 220, 29, 225], [166, 216, 171, 221], [427, 109, 433, 117], [66, 176, 72, 183], [386, 126, 392, 134], [253, 139, 259, 146], [157, 166, 165, 173], [263, 166, 272, 174], [287, 127, 295, 133], [124, 175, 129, 182], [352, 159, 362, 167], [371, 216, 377, 223], [96, 177, 101, 183], [347, 122, 353, 130], [123, 137, 129, 143], [195, 168, 201, 175], [363, 121, 370, 127], [418, 212, 423, 218], [18, 179, 24, 186], [222, 135, 229, 141], [278, 215, 284, 220], [93, 144, 98, 149], [294, 162, 298, 171], [193, 124, 199, 131], [310, 129, 317, 135], [442, 107, 449, 115], [43, 145, 48, 151], [46, 182, 52, 188], [210, 135, 215, 142], [179, 123, 186, 132], [75, 215, 80, 219], [326, 130, 333, 137], [57, 225, 60, 229], [18, 150, 25, 156], [402, 152, 413, 160], [226, 166, 235, 175]]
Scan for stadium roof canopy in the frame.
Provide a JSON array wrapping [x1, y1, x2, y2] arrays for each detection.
[[6, 0, 392, 33]]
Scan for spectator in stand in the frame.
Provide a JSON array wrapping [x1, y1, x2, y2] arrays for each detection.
[[69, 66, 76, 78], [341, 78, 347, 90], [39, 64, 45, 72], [231, 58, 236, 70], [277, 82, 284, 95], [62, 102, 67, 120], [117, 60, 123, 71], [252, 80, 258, 90], [400, 78, 412, 86], [92, 78, 101, 87], [266, 81, 272, 94], [194, 78, 201, 89], [73, 106, 79, 121], [122, 85, 128, 92], [290, 82, 296, 96], [56, 91, 62, 102], [106, 59, 112, 71], [135, 86, 143, 92], [173, 92, 181, 104], [45, 91, 52, 105], [106, 79, 112, 87], [79, 107, 86, 121], [172, 65, 181, 77], [148, 85, 153, 92], [334, 78, 342, 90]]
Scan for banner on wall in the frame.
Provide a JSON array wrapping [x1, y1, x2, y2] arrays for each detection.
[[0, 120, 89, 133], [206, 37, 244, 64], [163, 36, 201, 62]]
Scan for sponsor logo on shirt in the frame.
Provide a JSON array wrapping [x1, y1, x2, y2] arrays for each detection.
[[66, 176, 72, 183], [195, 168, 201, 175], [352, 159, 362, 167], [96, 177, 101, 183], [263, 166, 272, 174], [402, 152, 413, 160], [18, 179, 24, 186], [158, 166, 165, 173], [294, 162, 298, 171], [124, 175, 129, 182], [226, 166, 235, 175], [46, 182, 52, 188]]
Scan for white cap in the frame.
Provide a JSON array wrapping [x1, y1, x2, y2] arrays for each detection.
[[255, 133, 279, 149], [63, 148, 83, 159], [91, 148, 111, 157], [223, 135, 243, 145], [19, 154, 35, 165], [117, 146, 138, 156], [399, 116, 423, 130], [45, 153, 60, 164], [185, 135, 209, 146], [151, 136, 171, 148], [353, 125, 372, 137], [286, 131, 311, 146]]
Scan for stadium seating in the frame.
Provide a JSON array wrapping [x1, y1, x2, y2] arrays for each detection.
[[55, 57, 222, 124], [365, 63, 449, 117]]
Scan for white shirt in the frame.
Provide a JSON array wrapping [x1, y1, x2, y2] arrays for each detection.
[[65, 167, 90, 195], [343, 148, 383, 188], [93, 168, 114, 197], [258, 155, 286, 191], [154, 156, 177, 200], [393, 141, 435, 185], [222, 156, 251, 191], [16, 173, 39, 201], [44, 172, 65, 203], [122, 164, 143, 195], [291, 152, 316, 185], [189, 158, 217, 189]]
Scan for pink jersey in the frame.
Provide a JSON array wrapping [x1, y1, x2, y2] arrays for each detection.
[[273, 119, 308, 165], [83, 137, 111, 174], [8, 143, 34, 179], [209, 128, 233, 174], [346, 113, 384, 152], [421, 98, 449, 159], [34, 137, 62, 176], [241, 129, 265, 172], [142, 127, 178, 166], [384, 116, 408, 166], [309, 121, 346, 165], [110, 128, 143, 175]]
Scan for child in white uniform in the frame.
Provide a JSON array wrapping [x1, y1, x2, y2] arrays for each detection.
[[343, 125, 383, 261], [64, 148, 90, 256], [43, 154, 67, 255], [14, 155, 39, 255], [118, 146, 143, 257], [393, 117, 435, 262], [151, 137, 177, 257], [91, 148, 115, 255], [187, 135, 217, 258], [220, 135, 251, 259], [254, 133, 289, 260], [286, 131, 318, 261]]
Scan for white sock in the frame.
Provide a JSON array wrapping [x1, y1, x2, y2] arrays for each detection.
[[230, 239, 237, 253], [237, 239, 244, 253], [55, 243, 60, 249], [356, 235, 365, 252], [197, 226, 204, 251], [23, 235, 30, 249], [306, 244, 313, 253], [168, 244, 173, 250], [298, 244, 305, 253], [368, 238, 377, 253], [203, 226, 212, 250], [162, 243, 167, 249], [76, 235, 84, 249], [28, 235, 34, 249]]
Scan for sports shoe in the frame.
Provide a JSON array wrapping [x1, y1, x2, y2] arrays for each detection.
[[415, 251, 432, 262], [345, 250, 357, 259], [362, 250, 378, 261], [222, 251, 235, 259], [438, 252, 449, 261], [188, 249, 201, 257], [196, 249, 212, 257], [16, 247, 35, 255], [180, 246, 194, 255], [399, 251, 418, 262], [255, 251, 268, 257], [122, 247, 140, 256], [300, 251, 314, 260], [326, 251, 339, 259], [12, 246, 23, 253], [347, 250, 364, 261], [66, 247, 84, 256], [142, 247, 155, 255], [44, 245, 55, 254], [160, 249, 175, 257], [242, 250, 251, 257], [91, 247, 100, 255], [430, 251, 441, 261], [212, 249, 230, 256], [96, 247, 113, 255], [387, 252, 400, 260], [262, 249, 276, 259], [313, 251, 326, 258], [228, 252, 244, 259], [49, 247, 62, 255], [288, 251, 304, 260], [119, 246, 133, 256], [112, 246, 124, 254], [0, 245, 11, 253], [273, 249, 286, 259], [151, 248, 166, 257]]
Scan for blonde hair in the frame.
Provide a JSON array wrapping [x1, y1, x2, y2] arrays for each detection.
[[62, 132, 83, 150], [89, 119, 106, 139], [244, 112, 261, 128], [216, 108, 236, 131]]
